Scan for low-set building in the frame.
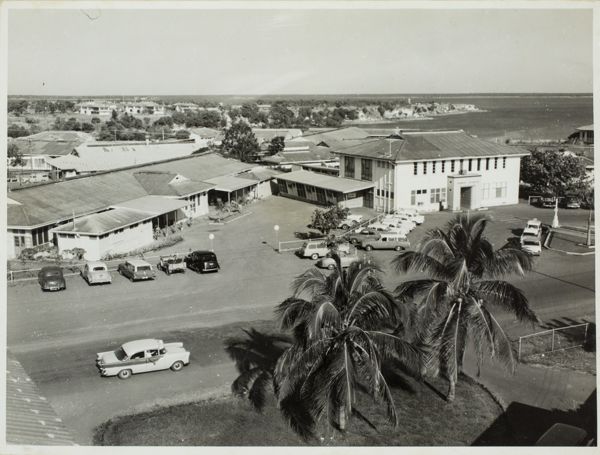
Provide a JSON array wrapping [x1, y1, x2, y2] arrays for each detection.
[[79, 101, 117, 116], [123, 101, 166, 116]]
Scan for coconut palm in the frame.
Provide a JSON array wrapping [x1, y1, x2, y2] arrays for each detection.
[[393, 213, 538, 401], [224, 328, 292, 411], [273, 255, 420, 439]]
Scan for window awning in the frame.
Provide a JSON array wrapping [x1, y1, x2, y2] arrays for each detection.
[[205, 175, 258, 192]]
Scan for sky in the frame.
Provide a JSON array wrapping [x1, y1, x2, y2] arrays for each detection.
[[6, 6, 594, 96]]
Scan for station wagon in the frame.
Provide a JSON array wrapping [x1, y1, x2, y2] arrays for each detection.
[[117, 259, 156, 281]]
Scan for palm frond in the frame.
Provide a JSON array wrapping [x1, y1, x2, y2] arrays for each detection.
[[231, 367, 261, 396], [248, 371, 273, 411], [291, 268, 328, 298], [392, 250, 451, 280], [474, 280, 539, 323], [275, 297, 316, 331], [481, 247, 534, 278]]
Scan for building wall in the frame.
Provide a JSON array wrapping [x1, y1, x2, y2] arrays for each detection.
[[254, 181, 272, 199], [341, 154, 523, 212], [55, 233, 102, 261], [181, 192, 209, 219]]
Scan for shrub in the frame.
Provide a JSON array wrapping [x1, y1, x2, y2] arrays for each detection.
[[101, 235, 183, 261]]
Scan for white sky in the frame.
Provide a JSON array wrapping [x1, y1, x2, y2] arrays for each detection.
[[6, 6, 594, 95]]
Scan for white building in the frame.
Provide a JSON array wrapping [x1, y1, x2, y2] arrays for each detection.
[[335, 130, 529, 212], [79, 101, 117, 116], [123, 102, 166, 116]]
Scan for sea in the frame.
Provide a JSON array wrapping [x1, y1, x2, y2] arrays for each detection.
[[348, 94, 593, 142]]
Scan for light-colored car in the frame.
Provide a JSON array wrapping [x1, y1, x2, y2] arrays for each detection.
[[316, 250, 360, 270], [96, 338, 191, 379], [383, 214, 416, 229], [565, 198, 581, 209], [81, 261, 112, 285], [338, 214, 364, 230], [361, 233, 410, 251], [117, 259, 156, 281], [297, 240, 330, 260], [521, 219, 542, 240], [395, 209, 425, 225], [157, 255, 186, 275], [381, 216, 415, 232], [521, 235, 542, 255]]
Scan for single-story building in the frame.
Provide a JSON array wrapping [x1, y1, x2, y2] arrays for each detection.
[[568, 124, 594, 145], [276, 170, 374, 209], [261, 141, 337, 171], [79, 101, 117, 116]]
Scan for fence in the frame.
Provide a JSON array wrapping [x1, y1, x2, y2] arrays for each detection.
[[7, 250, 193, 284], [517, 323, 590, 361]]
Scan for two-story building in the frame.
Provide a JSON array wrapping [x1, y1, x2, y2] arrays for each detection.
[[79, 101, 117, 116], [123, 101, 166, 116], [276, 130, 529, 213]]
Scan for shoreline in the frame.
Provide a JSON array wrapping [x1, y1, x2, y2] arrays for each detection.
[[344, 109, 488, 125]]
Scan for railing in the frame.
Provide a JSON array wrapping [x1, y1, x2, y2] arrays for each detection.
[[517, 323, 590, 361]]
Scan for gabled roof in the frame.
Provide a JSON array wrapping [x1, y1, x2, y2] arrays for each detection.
[[111, 196, 188, 214], [262, 146, 335, 165], [334, 130, 529, 162], [252, 128, 303, 142], [205, 175, 259, 192], [132, 171, 214, 196], [51, 208, 156, 235]]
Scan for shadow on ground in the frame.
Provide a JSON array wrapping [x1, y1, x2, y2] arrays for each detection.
[[473, 389, 597, 446]]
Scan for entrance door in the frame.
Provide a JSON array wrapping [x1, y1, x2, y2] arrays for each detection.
[[460, 186, 472, 209]]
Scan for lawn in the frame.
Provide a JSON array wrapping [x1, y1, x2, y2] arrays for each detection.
[[94, 373, 508, 446], [522, 348, 596, 375]]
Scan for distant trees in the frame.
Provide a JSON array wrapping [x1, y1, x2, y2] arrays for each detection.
[[269, 102, 296, 128], [221, 121, 260, 162], [175, 130, 191, 140], [521, 148, 588, 198], [7, 124, 30, 138], [8, 100, 29, 116], [170, 111, 223, 129], [53, 117, 95, 133]]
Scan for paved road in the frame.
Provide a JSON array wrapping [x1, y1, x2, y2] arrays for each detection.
[[6, 198, 596, 444]]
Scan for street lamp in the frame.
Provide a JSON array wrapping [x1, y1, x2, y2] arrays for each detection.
[[552, 198, 560, 228], [274, 225, 280, 252], [208, 233, 215, 251]]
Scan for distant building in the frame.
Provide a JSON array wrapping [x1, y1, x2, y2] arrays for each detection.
[[173, 102, 200, 113], [8, 131, 95, 185], [123, 101, 166, 116], [568, 124, 594, 145], [79, 101, 117, 116], [252, 128, 303, 145], [261, 140, 337, 171]]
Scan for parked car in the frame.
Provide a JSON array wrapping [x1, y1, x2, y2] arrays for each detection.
[[316, 250, 360, 270], [541, 196, 556, 208], [564, 198, 581, 209], [297, 240, 330, 260], [361, 233, 410, 251], [117, 259, 156, 281], [157, 254, 186, 275], [347, 228, 380, 245], [521, 218, 542, 239], [96, 338, 190, 379], [338, 214, 364, 230], [383, 214, 416, 230], [521, 235, 542, 255], [80, 261, 112, 285], [185, 250, 220, 273], [395, 208, 425, 225], [38, 266, 66, 292]]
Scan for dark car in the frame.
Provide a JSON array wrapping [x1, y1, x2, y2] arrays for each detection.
[[185, 250, 220, 273], [38, 266, 66, 292], [347, 228, 380, 245]]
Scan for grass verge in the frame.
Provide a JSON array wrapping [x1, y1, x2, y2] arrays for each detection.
[[94, 373, 507, 446]]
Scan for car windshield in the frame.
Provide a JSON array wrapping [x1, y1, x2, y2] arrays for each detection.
[[166, 258, 183, 264], [200, 255, 216, 262], [114, 347, 128, 361], [43, 270, 61, 277], [92, 266, 106, 271], [137, 265, 152, 271], [523, 240, 540, 246]]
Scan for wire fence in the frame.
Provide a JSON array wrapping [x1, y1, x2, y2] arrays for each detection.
[[517, 323, 590, 361]]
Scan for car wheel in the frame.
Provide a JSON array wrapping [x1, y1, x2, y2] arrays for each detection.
[[117, 369, 132, 380], [170, 361, 184, 372], [327, 264, 335, 270], [341, 224, 349, 230], [395, 246, 402, 251], [365, 245, 373, 251], [310, 253, 319, 260], [350, 238, 358, 244]]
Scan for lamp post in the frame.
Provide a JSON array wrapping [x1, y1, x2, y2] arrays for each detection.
[[208, 233, 215, 252], [552, 198, 560, 228], [274, 225, 280, 252]]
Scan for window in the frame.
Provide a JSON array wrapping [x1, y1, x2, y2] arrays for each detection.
[[441, 161, 446, 173], [315, 187, 326, 204], [430, 188, 447, 204], [495, 182, 507, 198], [432, 161, 436, 174], [486, 158, 490, 170], [410, 190, 416, 205], [477, 158, 481, 171], [279, 180, 288, 193], [297, 184, 306, 199], [494, 157, 498, 169], [468, 159, 472, 172], [423, 162, 427, 175], [361, 159, 372, 181], [413, 162, 418, 175], [503, 157, 507, 168], [459, 159, 464, 172], [482, 183, 490, 200], [451, 160, 455, 173], [345, 157, 355, 178]]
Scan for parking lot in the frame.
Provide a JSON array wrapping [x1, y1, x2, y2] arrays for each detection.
[[7, 196, 595, 443]]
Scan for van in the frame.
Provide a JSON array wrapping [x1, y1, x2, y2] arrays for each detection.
[[361, 233, 410, 251], [297, 240, 330, 260]]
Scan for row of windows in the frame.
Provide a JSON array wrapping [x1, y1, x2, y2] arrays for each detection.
[[413, 157, 508, 175], [482, 182, 507, 200], [344, 157, 383, 181], [410, 188, 447, 205]]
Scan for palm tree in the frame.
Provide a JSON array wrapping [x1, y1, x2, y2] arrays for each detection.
[[392, 213, 538, 401], [224, 328, 292, 411], [273, 255, 420, 439]]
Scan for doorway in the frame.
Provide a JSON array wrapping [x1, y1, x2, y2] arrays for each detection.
[[460, 186, 472, 209]]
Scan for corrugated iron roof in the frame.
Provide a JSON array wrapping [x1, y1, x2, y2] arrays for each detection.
[[6, 356, 77, 446], [334, 131, 529, 161], [205, 175, 259, 192], [13, 131, 94, 157], [51, 208, 155, 235], [111, 196, 188, 214], [133, 171, 214, 197], [277, 170, 374, 194]]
